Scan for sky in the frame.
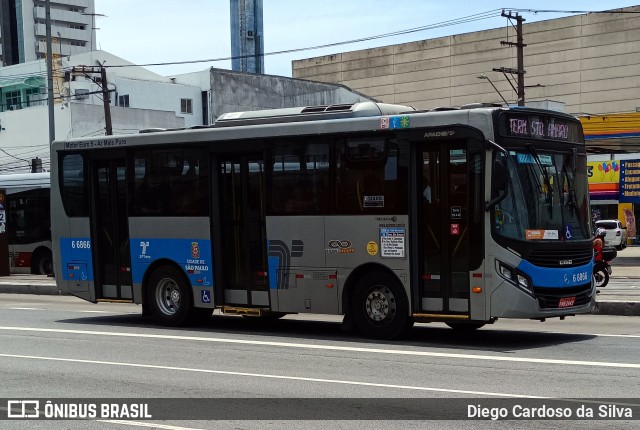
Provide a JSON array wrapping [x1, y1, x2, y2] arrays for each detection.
[[93, 1, 637, 78]]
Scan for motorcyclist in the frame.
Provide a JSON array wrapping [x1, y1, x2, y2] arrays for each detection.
[[593, 227, 606, 262], [593, 227, 607, 293]]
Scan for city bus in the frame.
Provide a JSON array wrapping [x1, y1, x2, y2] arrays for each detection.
[[0, 172, 53, 275], [50, 101, 593, 339]]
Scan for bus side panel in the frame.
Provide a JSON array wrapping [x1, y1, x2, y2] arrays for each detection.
[[266, 215, 411, 315], [324, 215, 411, 313], [55, 217, 93, 301], [128, 217, 214, 308], [266, 216, 331, 313]]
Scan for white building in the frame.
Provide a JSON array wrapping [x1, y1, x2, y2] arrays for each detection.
[[0, 50, 203, 173], [0, 0, 95, 66], [0, 49, 371, 174]]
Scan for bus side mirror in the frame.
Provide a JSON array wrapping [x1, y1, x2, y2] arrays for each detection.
[[493, 158, 508, 195], [485, 157, 509, 211]]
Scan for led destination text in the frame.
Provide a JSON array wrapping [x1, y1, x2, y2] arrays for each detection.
[[509, 118, 569, 140]]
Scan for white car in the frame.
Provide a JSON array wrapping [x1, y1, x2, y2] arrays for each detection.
[[595, 219, 628, 250]]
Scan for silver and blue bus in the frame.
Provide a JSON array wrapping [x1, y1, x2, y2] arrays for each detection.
[[50, 101, 593, 338]]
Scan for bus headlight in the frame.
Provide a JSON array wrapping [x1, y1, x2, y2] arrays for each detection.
[[517, 273, 529, 289], [496, 260, 534, 295], [498, 264, 512, 280]]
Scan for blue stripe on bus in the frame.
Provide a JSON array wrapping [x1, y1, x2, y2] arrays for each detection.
[[268, 255, 279, 290], [60, 238, 94, 282], [517, 259, 594, 288], [130, 238, 213, 288]]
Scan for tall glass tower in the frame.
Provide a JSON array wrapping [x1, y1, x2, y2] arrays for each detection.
[[230, 0, 264, 74]]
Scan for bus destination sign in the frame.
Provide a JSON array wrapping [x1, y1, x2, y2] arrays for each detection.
[[499, 114, 582, 142]]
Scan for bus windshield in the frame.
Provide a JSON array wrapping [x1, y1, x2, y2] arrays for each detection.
[[493, 148, 591, 241]]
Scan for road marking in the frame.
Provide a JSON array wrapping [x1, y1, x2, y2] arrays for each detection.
[[561, 332, 640, 338], [0, 352, 544, 398], [1, 326, 639, 369], [99, 420, 206, 430], [8, 307, 45, 310]]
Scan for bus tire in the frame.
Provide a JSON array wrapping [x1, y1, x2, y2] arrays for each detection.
[[32, 249, 53, 276], [146, 266, 192, 326], [445, 322, 485, 330], [351, 272, 409, 339]]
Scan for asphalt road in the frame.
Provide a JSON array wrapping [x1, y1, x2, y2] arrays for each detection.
[[0, 294, 639, 429]]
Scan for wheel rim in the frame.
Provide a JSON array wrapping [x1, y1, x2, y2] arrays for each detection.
[[39, 256, 53, 276], [364, 286, 396, 324], [594, 271, 606, 287], [155, 278, 181, 316]]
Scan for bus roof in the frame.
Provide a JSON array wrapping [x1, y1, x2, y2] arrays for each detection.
[[213, 102, 416, 127], [0, 172, 50, 194], [53, 102, 582, 150]]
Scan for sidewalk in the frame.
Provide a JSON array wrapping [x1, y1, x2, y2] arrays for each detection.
[[1, 249, 638, 316], [592, 245, 640, 316]]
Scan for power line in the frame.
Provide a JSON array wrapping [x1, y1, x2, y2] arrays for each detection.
[[101, 9, 504, 69], [508, 8, 640, 14], [98, 7, 638, 70]]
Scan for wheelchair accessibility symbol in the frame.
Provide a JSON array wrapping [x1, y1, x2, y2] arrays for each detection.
[[564, 225, 573, 240], [201, 290, 211, 303]]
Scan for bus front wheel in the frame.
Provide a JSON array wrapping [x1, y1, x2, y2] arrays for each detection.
[[146, 266, 192, 326], [351, 272, 409, 339]]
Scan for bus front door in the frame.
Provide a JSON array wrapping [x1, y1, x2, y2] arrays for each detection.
[[214, 155, 268, 307], [90, 159, 133, 301], [419, 143, 475, 316]]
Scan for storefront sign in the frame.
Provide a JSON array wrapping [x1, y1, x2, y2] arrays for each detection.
[[619, 159, 640, 203]]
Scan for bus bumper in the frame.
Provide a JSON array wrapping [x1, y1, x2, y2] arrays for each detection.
[[489, 280, 596, 319]]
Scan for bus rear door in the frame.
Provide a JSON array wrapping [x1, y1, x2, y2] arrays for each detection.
[[90, 157, 133, 301], [214, 154, 269, 308]]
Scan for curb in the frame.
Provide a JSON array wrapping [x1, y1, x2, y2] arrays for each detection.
[[0, 284, 63, 296], [593, 301, 640, 317]]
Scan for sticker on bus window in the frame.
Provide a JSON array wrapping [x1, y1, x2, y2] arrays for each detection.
[[526, 229, 559, 240], [380, 227, 405, 258], [363, 195, 384, 208]]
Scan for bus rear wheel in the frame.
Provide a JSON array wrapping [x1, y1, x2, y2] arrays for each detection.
[[32, 250, 53, 276], [351, 272, 409, 339], [146, 266, 192, 326]]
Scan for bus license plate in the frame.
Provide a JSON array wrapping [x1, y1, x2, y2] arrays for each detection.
[[558, 297, 576, 308]]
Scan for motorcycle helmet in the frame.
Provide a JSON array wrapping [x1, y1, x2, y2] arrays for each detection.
[[595, 227, 606, 238]]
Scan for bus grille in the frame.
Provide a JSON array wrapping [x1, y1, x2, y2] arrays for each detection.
[[528, 247, 592, 268], [534, 283, 593, 309]]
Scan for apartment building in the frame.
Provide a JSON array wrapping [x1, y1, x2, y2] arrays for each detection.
[[0, 0, 95, 66]]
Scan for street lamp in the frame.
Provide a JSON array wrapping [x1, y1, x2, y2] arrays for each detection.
[[477, 74, 509, 106], [81, 12, 106, 51]]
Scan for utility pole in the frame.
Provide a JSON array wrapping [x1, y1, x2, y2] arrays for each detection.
[[495, 10, 526, 106], [71, 66, 114, 135], [45, 0, 55, 144], [100, 67, 113, 135]]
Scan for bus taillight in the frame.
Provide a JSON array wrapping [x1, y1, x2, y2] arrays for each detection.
[[15, 252, 31, 267]]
